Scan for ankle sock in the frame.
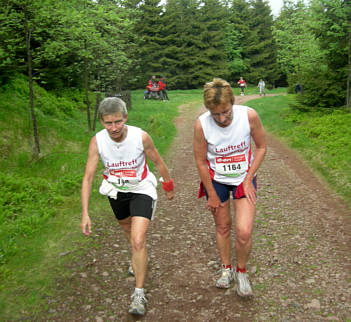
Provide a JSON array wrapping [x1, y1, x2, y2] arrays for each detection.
[[222, 264, 232, 270], [134, 287, 144, 296], [236, 267, 246, 273]]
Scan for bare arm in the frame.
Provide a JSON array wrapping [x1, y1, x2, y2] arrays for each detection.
[[80, 136, 99, 235], [243, 108, 267, 205], [193, 119, 222, 212], [142, 132, 174, 200]]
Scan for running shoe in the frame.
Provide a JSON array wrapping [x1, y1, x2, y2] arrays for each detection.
[[128, 264, 134, 276], [128, 292, 147, 315], [216, 267, 234, 288], [234, 271, 253, 297]]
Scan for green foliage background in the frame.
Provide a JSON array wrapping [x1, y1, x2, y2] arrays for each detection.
[[1, 0, 349, 109], [248, 95, 351, 205]]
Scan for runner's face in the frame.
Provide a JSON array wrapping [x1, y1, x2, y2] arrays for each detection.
[[210, 103, 233, 127], [101, 112, 128, 141]]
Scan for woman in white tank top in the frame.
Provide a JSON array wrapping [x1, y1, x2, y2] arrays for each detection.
[[80, 97, 175, 315], [194, 78, 266, 297]]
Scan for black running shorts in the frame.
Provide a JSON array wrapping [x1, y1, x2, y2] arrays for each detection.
[[108, 192, 155, 221]]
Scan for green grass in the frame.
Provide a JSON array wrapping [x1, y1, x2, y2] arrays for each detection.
[[129, 89, 203, 160], [247, 94, 351, 208]]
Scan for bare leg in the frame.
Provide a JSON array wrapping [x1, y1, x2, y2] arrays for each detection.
[[130, 217, 150, 288], [118, 216, 133, 270], [212, 200, 232, 265], [233, 198, 255, 269], [118, 216, 132, 242]]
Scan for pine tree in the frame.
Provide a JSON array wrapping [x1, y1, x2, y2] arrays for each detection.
[[161, 0, 205, 88], [245, 0, 279, 86], [193, 0, 229, 87], [273, 0, 322, 95], [224, 23, 246, 82], [160, 0, 195, 88], [308, 0, 350, 108], [133, 0, 164, 87], [227, 0, 251, 84], [162, 0, 229, 89]]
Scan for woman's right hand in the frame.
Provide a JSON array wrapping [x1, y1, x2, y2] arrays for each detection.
[[81, 215, 92, 236]]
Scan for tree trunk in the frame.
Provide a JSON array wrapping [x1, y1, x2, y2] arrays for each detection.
[[84, 61, 91, 131], [347, 27, 351, 112], [93, 92, 101, 131], [25, 17, 40, 157], [115, 78, 122, 93]]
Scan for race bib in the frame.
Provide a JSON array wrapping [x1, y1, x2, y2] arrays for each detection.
[[108, 169, 139, 189], [215, 154, 248, 177]]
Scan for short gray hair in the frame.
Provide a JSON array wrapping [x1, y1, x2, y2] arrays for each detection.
[[98, 97, 128, 120]]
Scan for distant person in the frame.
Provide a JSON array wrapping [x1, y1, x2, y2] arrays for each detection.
[[295, 83, 301, 94], [237, 77, 247, 96], [257, 79, 266, 96], [149, 75, 157, 88], [194, 78, 266, 297], [145, 75, 159, 99], [158, 76, 169, 101], [80, 97, 175, 316]]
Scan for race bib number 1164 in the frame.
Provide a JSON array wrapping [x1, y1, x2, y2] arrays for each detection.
[[215, 154, 248, 177]]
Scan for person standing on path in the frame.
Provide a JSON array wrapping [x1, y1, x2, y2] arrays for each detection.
[[257, 79, 266, 96], [237, 77, 247, 96], [158, 76, 169, 101], [193, 78, 266, 297], [80, 97, 175, 316]]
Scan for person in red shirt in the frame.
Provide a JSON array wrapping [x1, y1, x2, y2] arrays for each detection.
[[145, 75, 158, 99], [237, 77, 247, 96], [158, 76, 169, 100], [148, 75, 157, 88]]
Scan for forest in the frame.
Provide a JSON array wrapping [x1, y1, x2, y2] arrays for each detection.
[[1, 1, 351, 318], [1, 0, 350, 108]]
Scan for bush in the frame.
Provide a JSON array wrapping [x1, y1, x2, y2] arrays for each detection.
[[0, 171, 84, 265], [0, 74, 88, 117]]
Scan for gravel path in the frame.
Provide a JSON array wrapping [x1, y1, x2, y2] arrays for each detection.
[[46, 95, 351, 321]]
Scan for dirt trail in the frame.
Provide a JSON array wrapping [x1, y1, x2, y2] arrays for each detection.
[[46, 95, 351, 321]]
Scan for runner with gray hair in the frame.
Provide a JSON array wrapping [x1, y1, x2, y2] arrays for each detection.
[[81, 97, 175, 315]]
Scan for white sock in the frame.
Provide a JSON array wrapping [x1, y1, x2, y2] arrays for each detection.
[[134, 287, 144, 296]]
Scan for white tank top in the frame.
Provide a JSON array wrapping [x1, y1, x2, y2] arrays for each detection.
[[96, 125, 157, 199], [199, 105, 253, 185]]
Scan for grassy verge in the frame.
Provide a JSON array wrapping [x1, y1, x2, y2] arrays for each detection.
[[247, 94, 351, 208], [0, 78, 202, 319]]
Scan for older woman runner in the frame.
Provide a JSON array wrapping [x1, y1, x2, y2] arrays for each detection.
[[194, 78, 266, 296], [81, 97, 174, 315]]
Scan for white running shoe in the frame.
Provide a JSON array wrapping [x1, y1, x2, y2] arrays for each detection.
[[216, 267, 234, 288], [128, 264, 134, 276], [235, 271, 253, 297], [128, 292, 147, 315]]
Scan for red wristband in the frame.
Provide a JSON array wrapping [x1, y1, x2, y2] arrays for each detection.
[[162, 179, 174, 192]]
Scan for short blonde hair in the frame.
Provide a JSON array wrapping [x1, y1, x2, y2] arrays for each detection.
[[203, 78, 235, 110]]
